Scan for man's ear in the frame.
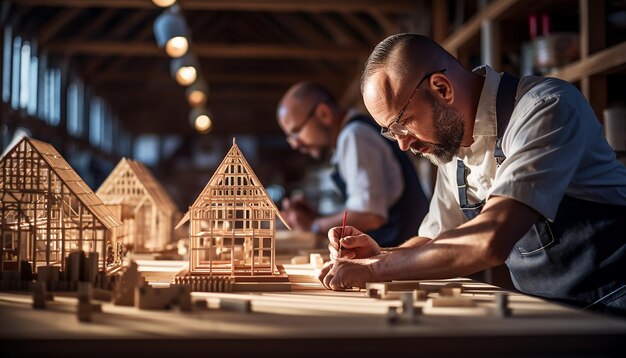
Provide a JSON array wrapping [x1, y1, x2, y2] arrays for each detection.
[[315, 102, 334, 125], [430, 73, 454, 105]]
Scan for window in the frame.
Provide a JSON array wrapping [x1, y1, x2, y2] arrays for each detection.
[[10, 35, 20, 109], [2, 25, 12, 103], [41, 67, 60, 125], [27, 46, 38, 116], [19, 41, 29, 109], [89, 97, 103, 147], [67, 80, 84, 137], [134, 134, 159, 165]]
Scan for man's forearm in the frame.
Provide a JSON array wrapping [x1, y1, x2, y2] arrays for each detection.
[[370, 196, 539, 282]]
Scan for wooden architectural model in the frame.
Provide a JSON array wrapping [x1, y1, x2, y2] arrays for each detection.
[[175, 139, 290, 291], [0, 137, 122, 278], [96, 158, 181, 253]]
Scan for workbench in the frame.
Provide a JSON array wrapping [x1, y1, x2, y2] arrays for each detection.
[[1, 259, 625, 357]]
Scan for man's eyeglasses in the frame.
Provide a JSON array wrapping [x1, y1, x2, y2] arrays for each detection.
[[286, 101, 320, 147], [380, 69, 447, 141]]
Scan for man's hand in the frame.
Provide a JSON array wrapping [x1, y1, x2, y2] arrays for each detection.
[[328, 225, 381, 260], [318, 258, 379, 291], [281, 197, 317, 231]]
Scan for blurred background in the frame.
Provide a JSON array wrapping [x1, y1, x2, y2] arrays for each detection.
[[1, 0, 625, 215]]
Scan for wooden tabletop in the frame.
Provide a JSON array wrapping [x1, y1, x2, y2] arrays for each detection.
[[2, 260, 625, 357]]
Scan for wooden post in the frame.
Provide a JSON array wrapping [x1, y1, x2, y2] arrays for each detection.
[[46, 165, 51, 265], [580, 0, 606, 123]]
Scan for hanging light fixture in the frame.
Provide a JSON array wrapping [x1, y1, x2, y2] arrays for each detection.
[[185, 77, 209, 106], [170, 53, 198, 86], [152, 0, 177, 7], [189, 106, 213, 134], [153, 5, 189, 58]]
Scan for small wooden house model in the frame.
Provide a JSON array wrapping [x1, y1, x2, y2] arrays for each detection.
[[176, 139, 290, 289], [96, 158, 181, 253], [0, 137, 122, 276]]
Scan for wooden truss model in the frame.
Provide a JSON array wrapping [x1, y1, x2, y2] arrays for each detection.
[[96, 158, 180, 253], [0, 137, 122, 277], [175, 139, 290, 291]]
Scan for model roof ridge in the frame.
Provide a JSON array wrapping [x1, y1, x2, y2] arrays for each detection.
[[176, 138, 290, 230], [97, 157, 179, 214]]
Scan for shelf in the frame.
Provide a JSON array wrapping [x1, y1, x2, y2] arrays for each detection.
[[442, 0, 522, 54], [551, 41, 626, 82]]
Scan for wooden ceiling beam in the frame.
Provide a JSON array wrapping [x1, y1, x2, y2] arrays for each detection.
[[309, 13, 355, 46], [16, 0, 418, 13], [47, 41, 368, 60], [109, 9, 151, 39], [73, 8, 117, 39], [38, 8, 82, 45], [91, 72, 340, 85], [340, 13, 381, 44]]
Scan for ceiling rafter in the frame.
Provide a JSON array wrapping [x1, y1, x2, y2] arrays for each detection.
[[92, 10, 154, 75], [340, 12, 381, 44], [109, 9, 152, 39], [73, 8, 117, 39], [270, 13, 328, 45], [268, 13, 338, 74], [309, 13, 356, 46], [48, 41, 369, 60], [90, 71, 342, 86], [38, 8, 82, 45], [16, 0, 419, 13]]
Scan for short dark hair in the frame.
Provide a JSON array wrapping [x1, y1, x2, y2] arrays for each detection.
[[290, 81, 338, 108], [360, 33, 414, 95], [360, 33, 456, 95]]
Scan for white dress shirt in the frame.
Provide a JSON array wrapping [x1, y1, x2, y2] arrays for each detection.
[[331, 110, 404, 220], [419, 65, 626, 239]]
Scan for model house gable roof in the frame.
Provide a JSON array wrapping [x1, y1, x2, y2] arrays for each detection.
[[96, 158, 180, 216], [176, 139, 289, 229], [0, 137, 121, 229]]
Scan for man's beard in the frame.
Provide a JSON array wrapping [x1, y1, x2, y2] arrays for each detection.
[[410, 90, 464, 166]]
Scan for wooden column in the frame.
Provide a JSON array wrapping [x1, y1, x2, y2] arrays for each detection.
[[432, 0, 449, 44], [580, 0, 606, 123]]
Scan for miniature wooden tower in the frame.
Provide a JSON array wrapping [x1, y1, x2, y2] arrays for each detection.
[[96, 158, 181, 253], [0, 137, 122, 276], [176, 138, 290, 284]]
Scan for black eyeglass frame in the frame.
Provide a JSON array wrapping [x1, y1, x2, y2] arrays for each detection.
[[285, 101, 323, 146], [380, 69, 447, 141]]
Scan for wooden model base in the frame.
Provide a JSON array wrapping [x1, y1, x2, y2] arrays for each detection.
[[173, 265, 291, 292]]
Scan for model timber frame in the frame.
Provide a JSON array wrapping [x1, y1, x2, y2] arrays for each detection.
[[0, 137, 122, 275], [177, 138, 290, 280], [96, 158, 181, 253]]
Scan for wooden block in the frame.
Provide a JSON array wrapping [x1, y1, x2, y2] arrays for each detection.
[[194, 300, 208, 310], [366, 281, 422, 296], [232, 282, 291, 292], [492, 292, 512, 317], [401, 292, 422, 319], [290, 255, 309, 265], [367, 288, 380, 298], [413, 289, 428, 301], [32, 282, 46, 310], [440, 287, 462, 297], [92, 288, 113, 302], [309, 253, 324, 269], [428, 296, 476, 308], [219, 298, 251, 313], [386, 306, 399, 324]]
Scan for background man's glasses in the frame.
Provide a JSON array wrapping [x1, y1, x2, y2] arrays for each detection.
[[286, 101, 320, 146], [380, 69, 447, 141]]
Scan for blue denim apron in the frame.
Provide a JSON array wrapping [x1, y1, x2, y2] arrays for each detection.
[[331, 115, 429, 247], [456, 73, 626, 314]]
